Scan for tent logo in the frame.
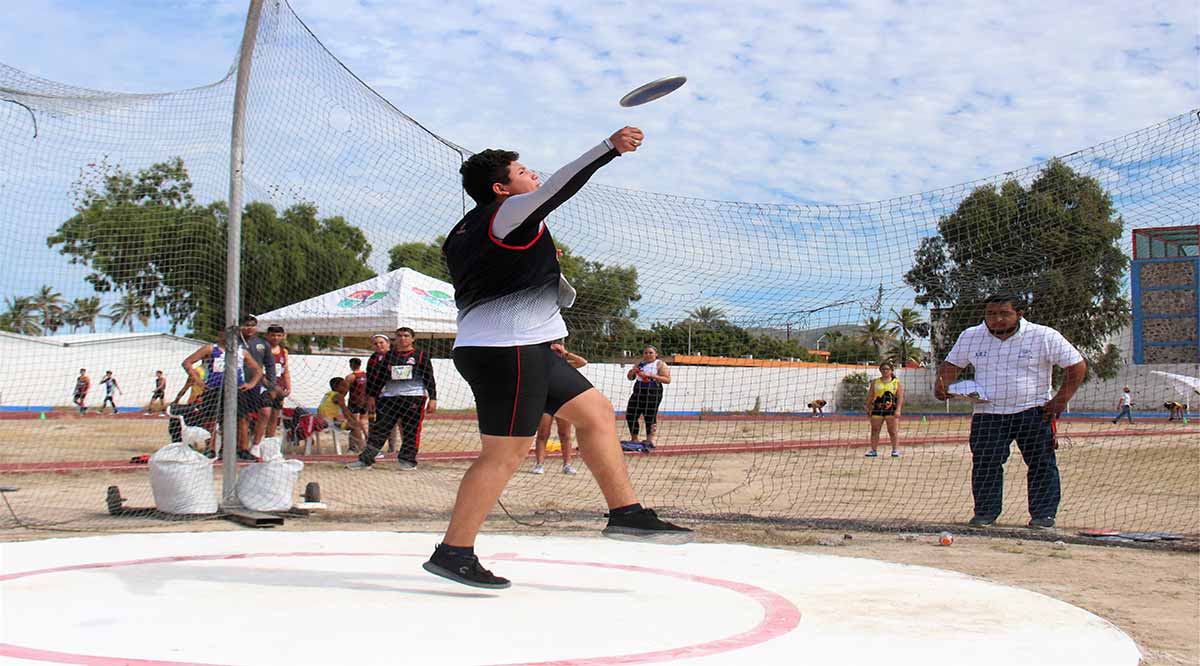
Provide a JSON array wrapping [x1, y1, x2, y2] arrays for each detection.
[[337, 289, 388, 309], [411, 287, 455, 309]]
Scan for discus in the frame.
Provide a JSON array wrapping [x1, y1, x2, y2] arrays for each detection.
[[620, 75, 687, 107]]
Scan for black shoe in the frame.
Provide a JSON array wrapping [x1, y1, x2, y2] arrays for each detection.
[[202, 449, 217, 459], [602, 507, 694, 544], [968, 515, 997, 528], [1028, 516, 1056, 529], [235, 449, 258, 462], [422, 546, 511, 589]]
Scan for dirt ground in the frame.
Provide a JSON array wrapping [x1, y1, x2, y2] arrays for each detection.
[[0, 414, 1197, 664]]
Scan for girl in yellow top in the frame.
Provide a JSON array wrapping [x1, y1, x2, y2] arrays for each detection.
[[864, 362, 903, 458]]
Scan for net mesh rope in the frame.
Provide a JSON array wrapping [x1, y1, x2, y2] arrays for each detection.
[[0, 1, 1196, 535]]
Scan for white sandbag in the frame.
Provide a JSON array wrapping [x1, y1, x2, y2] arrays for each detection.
[[236, 437, 304, 512], [149, 441, 218, 514]]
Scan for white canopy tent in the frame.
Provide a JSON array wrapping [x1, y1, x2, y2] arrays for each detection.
[[256, 267, 458, 337]]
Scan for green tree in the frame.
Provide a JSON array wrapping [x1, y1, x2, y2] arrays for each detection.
[[66, 296, 103, 333], [858, 316, 895, 360], [388, 236, 450, 280], [0, 296, 40, 335], [686, 305, 728, 327], [49, 159, 376, 339], [904, 160, 1128, 378], [31, 285, 65, 334], [107, 290, 151, 332], [823, 330, 879, 364]]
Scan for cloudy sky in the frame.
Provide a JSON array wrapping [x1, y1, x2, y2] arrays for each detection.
[[0, 0, 1195, 333], [2, 0, 1194, 205]]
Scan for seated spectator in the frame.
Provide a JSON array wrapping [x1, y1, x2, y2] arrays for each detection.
[[315, 377, 366, 450]]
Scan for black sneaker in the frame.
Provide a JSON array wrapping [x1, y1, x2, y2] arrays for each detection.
[[968, 514, 997, 528], [602, 507, 694, 544], [422, 545, 511, 589], [1028, 516, 1056, 529], [235, 449, 258, 462]]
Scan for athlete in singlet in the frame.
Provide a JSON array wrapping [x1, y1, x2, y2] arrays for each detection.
[[864, 362, 903, 458], [265, 325, 291, 438], [424, 126, 692, 590], [147, 370, 167, 415], [344, 357, 369, 451], [181, 341, 262, 459], [625, 346, 670, 448], [72, 369, 90, 415], [99, 371, 121, 414]]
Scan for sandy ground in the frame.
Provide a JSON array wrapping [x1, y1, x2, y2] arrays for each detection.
[[1, 414, 1197, 664]]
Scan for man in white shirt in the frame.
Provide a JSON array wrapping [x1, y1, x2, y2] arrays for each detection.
[[934, 293, 1087, 529], [1112, 387, 1134, 425]]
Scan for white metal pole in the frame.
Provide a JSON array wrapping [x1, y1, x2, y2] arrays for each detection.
[[222, 0, 265, 507]]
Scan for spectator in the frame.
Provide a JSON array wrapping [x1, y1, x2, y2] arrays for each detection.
[[865, 363, 903, 458], [1112, 387, 1134, 425], [98, 371, 122, 414], [238, 314, 276, 449], [345, 330, 437, 470], [72, 368, 90, 416], [312, 376, 366, 448], [344, 357, 369, 452], [531, 343, 587, 475], [625, 346, 671, 448], [181, 339, 262, 460], [146, 370, 167, 416], [264, 325, 291, 438], [807, 399, 826, 417], [934, 293, 1086, 530]]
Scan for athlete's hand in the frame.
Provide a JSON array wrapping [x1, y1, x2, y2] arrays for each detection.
[[611, 126, 644, 154], [550, 343, 566, 357], [426, 399, 437, 414]]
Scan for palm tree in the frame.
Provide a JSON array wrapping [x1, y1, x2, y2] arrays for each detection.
[[859, 315, 895, 360], [886, 338, 924, 367], [71, 296, 103, 333], [31, 285, 65, 334], [888, 307, 931, 341], [106, 291, 151, 332], [0, 296, 40, 335], [687, 305, 728, 327]]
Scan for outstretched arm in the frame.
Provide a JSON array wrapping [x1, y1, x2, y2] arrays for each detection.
[[491, 127, 642, 242]]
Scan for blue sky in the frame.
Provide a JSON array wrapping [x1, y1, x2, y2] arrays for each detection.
[[0, 0, 1196, 333]]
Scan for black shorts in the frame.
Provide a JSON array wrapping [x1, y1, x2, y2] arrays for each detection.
[[454, 342, 593, 437], [269, 394, 284, 409], [869, 409, 896, 418], [151, 390, 165, 400], [348, 403, 367, 415], [197, 386, 254, 421]]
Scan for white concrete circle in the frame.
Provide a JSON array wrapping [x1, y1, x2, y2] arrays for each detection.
[[0, 531, 1140, 665]]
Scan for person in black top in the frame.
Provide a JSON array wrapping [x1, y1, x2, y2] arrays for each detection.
[[424, 126, 692, 591], [346, 328, 437, 470]]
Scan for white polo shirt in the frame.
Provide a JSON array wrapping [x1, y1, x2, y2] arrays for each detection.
[[945, 319, 1084, 415]]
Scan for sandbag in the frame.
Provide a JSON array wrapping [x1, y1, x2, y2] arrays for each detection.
[[149, 441, 218, 514], [236, 437, 304, 512]]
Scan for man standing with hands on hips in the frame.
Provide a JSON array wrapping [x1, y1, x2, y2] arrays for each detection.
[[934, 293, 1086, 530]]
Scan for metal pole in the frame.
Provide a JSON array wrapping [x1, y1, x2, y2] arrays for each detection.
[[222, 0, 265, 507]]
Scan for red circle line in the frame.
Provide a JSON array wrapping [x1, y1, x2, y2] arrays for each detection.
[[0, 550, 802, 666]]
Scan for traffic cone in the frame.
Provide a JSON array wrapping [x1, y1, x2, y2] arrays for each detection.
[[921, 415, 927, 424], [39, 412, 46, 421]]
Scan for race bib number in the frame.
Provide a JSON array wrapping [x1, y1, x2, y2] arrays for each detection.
[[212, 356, 225, 373], [275, 362, 284, 376], [390, 365, 413, 381]]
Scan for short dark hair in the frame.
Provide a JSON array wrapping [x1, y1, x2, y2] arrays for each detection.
[[395, 327, 415, 337], [240, 314, 258, 325], [460, 149, 519, 205], [349, 357, 362, 370], [328, 377, 343, 391], [266, 325, 284, 333], [984, 292, 1025, 310]]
